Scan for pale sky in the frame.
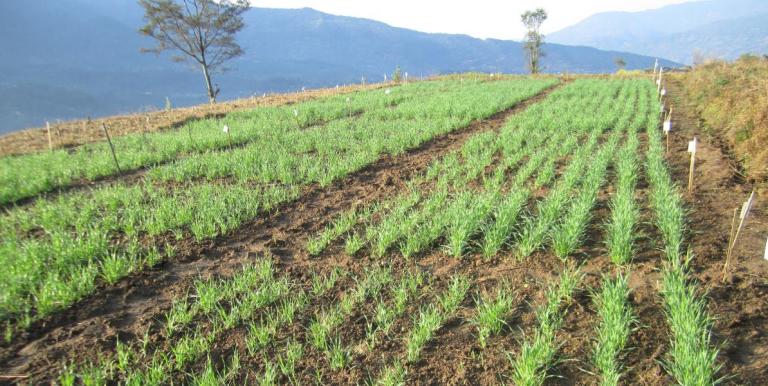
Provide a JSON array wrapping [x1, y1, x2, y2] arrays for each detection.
[[250, 0, 694, 40]]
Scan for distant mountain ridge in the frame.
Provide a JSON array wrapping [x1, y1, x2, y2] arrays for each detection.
[[548, 0, 768, 64], [0, 1, 676, 134]]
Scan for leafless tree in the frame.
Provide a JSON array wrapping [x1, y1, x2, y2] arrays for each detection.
[[138, 0, 249, 103]]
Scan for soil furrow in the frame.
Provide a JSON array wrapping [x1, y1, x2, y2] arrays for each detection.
[[0, 81, 564, 383]]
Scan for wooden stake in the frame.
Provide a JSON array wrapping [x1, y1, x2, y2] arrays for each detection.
[[45, 121, 53, 151], [723, 190, 756, 281], [0, 375, 29, 380], [722, 207, 739, 281], [101, 123, 122, 173]]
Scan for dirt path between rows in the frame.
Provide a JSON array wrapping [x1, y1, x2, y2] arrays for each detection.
[[665, 77, 768, 384], [0, 82, 564, 383]]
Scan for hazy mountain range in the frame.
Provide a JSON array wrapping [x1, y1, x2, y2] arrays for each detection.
[[548, 0, 768, 64], [0, 0, 676, 134]]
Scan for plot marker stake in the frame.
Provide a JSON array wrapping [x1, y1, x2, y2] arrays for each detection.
[[687, 137, 697, 193], [764, 236, 768, 261], [101, 123, 122, 174], [723, 190, 756, 282], [46, 121, 53, 152]]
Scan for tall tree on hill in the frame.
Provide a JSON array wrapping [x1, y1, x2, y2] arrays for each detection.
[[614, 57, 627, 71], [138, 0, 249, 104], [521, 8, 548, 74]]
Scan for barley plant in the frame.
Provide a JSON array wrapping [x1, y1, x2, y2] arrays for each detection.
[[605, 130, 640, 265], [510, 266, 582, 386], [592, 274, 634, 386], [472, 286, 515, 348]]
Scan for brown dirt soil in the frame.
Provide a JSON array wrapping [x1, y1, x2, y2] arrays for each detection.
[[0, 82, 563, 384]]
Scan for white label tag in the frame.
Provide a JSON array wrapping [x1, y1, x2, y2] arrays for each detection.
[[385, 89, 391, 95], [663, 120, 671, 133], [222, 125, 229, 133], [764, 236, 768, 261], [687, 137, 697, 153], [293, 109, 299, 117], [740, 191, 755, 219], [661, 88, 667, 96]]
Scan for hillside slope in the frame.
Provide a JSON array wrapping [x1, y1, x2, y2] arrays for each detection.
[[549, 0, 768, 64], [676, 56, 768, 182], [0, 0, 675, 134]]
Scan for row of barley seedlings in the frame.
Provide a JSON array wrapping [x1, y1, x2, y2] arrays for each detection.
[[306, 204, 378, 256], [146, 79, 555, 185], [642, 81, 720, 385], [398, 187, 451, 259], [0, 85, 394, 205], [605, 127, 641, 266], [514, 79, 640, 260], [373, 274, 471, 384], [367, 190, 424, 257], [550, 119, 627, 260], [509, 265, 583, 386], [514, 125, 610, 259], [261, 268, 427, 386], [245, 266, 346, 357], [303, 79, 603, 265], [156, 266, 343, 385], [480, 127, 578, 259], [589, 95, 643, 385], [58, 258, 292, 385], [591, 273, 635, 386], [7, 77, 543, 205], [0, 178, 297, 330], [364, 269, 428, 350], [444, 189, 503, 258], [391, 80, 626, 262], [306, 266, 394, 371], [242, 267, 347, 385], [399, 92, 591, 261]]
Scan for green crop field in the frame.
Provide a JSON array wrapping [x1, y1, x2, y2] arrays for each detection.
[[0, 76, 734, 385]]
